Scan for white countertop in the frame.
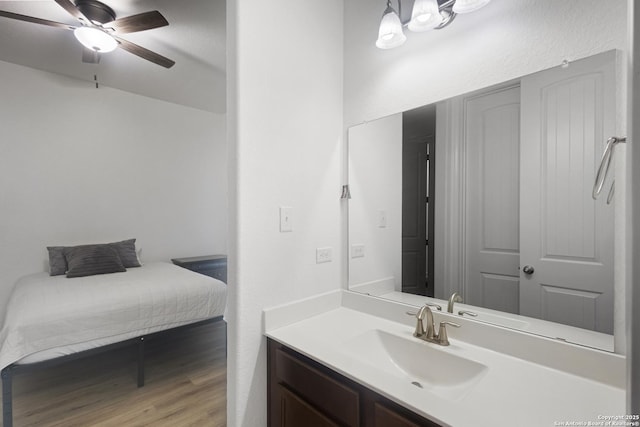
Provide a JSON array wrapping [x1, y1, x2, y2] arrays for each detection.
[[264, 290, 625, 427]]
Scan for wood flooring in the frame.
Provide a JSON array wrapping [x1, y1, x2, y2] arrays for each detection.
[[5, 320, 227, 427]]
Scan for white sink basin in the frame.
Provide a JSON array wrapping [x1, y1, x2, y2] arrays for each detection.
[[341, 329, 488, 400]]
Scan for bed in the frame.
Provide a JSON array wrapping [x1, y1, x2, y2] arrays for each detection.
[[0, 261, 227, 427]]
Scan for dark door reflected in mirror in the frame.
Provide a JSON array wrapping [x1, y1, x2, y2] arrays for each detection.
[[402, 105, 436, 297]]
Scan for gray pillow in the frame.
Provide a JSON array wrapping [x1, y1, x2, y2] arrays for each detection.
[[47, 246, 67, 276], [64, 244, 126, 278], [110, 239, 141, 268], [47, 238, 141, 275]]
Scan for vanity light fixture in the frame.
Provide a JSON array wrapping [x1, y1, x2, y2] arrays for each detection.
[[376, 0, 491, 49]]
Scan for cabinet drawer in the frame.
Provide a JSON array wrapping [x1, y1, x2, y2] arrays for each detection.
[[275, 348, 360, 427], [374, 402, 424, 427], [279, 385, 340, 427]]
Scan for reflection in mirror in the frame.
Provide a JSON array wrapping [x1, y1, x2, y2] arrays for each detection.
[[348, 50, 622, 352]]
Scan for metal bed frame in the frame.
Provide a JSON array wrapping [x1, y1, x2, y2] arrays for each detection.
[[0, 316, 224, 427]]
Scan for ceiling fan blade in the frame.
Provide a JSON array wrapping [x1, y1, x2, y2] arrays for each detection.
[[82, 48, 100, 64], [54, 0, 91, 24], [0, 10, 75, 30], [113, 36, 175, 68], [103, 11, 168, 34]]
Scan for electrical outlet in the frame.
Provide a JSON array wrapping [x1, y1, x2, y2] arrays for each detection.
[[351, 244, 365, 258], [280, 207, 293, 232], [316, 247, 332, 264]]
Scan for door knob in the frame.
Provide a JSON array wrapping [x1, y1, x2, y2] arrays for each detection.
[[522, 265, 535, 275]]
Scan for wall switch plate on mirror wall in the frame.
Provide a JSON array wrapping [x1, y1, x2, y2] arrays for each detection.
[[351, 244, 365, 258]]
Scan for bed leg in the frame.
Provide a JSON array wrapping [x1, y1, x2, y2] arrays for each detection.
[[2, 366, 14, 427], [137, 337, 145, 387]]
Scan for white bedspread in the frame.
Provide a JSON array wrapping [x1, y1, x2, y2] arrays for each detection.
[[0, 262, 227, 370]]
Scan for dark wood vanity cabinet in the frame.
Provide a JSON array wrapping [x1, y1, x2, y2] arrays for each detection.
[[267, 339, 441, 427]]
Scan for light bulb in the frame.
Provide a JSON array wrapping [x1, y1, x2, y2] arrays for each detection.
[[376, 4, 406, 49], [452, 0, 491, 14], [408, 0, 442, 32], [74, 27, 118, 53]]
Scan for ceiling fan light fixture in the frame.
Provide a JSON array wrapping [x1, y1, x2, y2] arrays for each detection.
[[74, 26, 117, 52]]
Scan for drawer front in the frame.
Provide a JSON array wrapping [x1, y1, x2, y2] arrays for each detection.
[[279, 385, 340, 427], [374, 402, 425, 427], [275, 348, 359, 427]]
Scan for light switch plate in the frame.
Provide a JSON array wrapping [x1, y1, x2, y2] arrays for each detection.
[[280, 207, 293, 232]]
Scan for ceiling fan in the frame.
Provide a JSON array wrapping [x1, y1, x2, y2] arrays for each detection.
[[0, 0, 175, 68]]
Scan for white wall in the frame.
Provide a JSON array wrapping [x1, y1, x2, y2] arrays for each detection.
[[344, 0, 627, 127], [348, 114, 402, 292], [226, 1, 344, 425], [0, 60, 227, 319]]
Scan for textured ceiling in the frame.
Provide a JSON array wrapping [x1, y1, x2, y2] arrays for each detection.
[[0, 0, 226, 113]]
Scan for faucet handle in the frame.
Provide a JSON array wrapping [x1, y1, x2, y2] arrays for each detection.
[[458, 310, 478, 317], [425, 302, 442, 311], [406, 311, 426, 337], [437, 321, 461, 346]]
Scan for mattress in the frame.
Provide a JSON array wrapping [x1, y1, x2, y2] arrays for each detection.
[[0, 262, 227, 369]]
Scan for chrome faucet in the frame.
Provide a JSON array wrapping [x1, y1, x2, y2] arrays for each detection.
[[407, 304, 460, 346], [447, 292, 463, 313], [412, 304, 436, 340]]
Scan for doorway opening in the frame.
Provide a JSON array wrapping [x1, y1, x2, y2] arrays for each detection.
[[402, 105, 436, 297]]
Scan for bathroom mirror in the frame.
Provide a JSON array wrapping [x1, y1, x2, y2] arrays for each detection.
[[348, 50, 623, 352]]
